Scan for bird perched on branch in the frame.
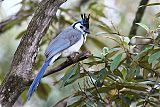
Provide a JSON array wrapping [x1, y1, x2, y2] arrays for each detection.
[[27, 14, 90, 100]]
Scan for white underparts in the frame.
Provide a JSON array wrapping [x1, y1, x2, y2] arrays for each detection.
[[49, 53, 61, 65], [62, 34, 84, 57]]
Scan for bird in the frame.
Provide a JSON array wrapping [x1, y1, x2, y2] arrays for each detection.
[[27, 14, 90, 100]]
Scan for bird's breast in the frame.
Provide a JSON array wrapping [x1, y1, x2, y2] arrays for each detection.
[[62, 34, 85, 57], [83, 33, 87, 43]]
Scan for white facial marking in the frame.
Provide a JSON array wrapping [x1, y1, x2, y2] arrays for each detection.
[[74, 23, 84, 33]]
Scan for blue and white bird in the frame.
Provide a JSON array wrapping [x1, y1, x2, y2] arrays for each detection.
[[27, 14, 90, 100]]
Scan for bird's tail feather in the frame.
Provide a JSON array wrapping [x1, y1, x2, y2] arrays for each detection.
[[27, 59, 50, 100]]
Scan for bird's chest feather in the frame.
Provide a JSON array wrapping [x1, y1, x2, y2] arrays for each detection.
[[62, 34, 85, 57]]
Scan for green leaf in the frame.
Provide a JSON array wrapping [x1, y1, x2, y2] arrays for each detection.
[[98, 68, 111, 80], [68, 97, 83, 107], [136, 23, 149, 32], [123, 83, 147, 91], [136, 101, 145, 106], [113, 70, 123, 78], [133, 47, 152, 61], [64, 73, 80, 86], [106, 48, 120, 58], [148, 51, 160, 64], [110, 53, 123, 71], [125, 69, 134, 80], [61, 64, 80, 87], [121, 68, 127, 79]]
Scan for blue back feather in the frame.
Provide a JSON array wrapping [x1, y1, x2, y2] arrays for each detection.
[[27, 59, 50, 100]]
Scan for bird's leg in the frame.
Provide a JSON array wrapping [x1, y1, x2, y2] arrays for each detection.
[[72, 52, 80, 56], [67, 52, 80, 61]]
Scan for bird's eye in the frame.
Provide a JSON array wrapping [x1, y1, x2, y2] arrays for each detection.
[[80, 26, 83, 29]]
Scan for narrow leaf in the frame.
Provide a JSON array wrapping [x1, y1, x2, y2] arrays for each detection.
[[61, 64, 80, 86], [136, 23, 149, 32], [113, 70, 123, 78], [110, 53, 123, 71], [148, 51, 160, 64], [98, 68, 110, 80]]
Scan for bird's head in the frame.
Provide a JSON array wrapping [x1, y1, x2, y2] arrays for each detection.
[[73, 14, 90, 34]]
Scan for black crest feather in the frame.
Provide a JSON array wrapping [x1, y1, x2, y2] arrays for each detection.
[[81, 14, 90, 29]]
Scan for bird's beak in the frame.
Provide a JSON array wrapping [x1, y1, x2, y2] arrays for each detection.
[[84, 29, 90, 34]]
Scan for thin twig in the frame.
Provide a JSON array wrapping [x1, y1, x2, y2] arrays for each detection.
[[80, 63, 106, 103], [143, 77, 159, 107], [129, 0, 149, 38], [0, 9, 33, 34], [78, 82, 96, 107]]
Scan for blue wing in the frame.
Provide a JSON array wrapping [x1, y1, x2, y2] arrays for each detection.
[[45, 26, 82, 61], [45, 38, 71, 61]]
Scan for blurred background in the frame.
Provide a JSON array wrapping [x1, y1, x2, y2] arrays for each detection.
[[0, 0, 160, 107]]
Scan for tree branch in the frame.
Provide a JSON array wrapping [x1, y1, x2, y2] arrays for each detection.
[[129, 0, 149, 38], [44, 51, 92, 77], [28, 51, 92, 86], [0, 0, 67, 106], [0, 0, 38, 34], [27, 51, 92, 84], [0, 9, 32, 34]]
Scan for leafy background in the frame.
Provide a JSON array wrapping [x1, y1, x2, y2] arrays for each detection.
[[0, 0, 160, 107]]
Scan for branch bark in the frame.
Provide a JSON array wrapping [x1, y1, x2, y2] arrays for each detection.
[[0, 0, 67, 106], [26, 51, 92, 84], [44, 51, 92, 77], [129, 0, 149, 38]]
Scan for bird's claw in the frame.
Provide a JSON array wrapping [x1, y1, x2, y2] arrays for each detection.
[[67, 52, 80, 61]]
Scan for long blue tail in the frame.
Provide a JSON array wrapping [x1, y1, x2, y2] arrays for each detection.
[[27, 59, 50, 100]]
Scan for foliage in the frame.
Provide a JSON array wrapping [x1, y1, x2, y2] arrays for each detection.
[[1, 0, 160, 107], [62, 27, 160, 106], [54, 1, 160, 106]]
